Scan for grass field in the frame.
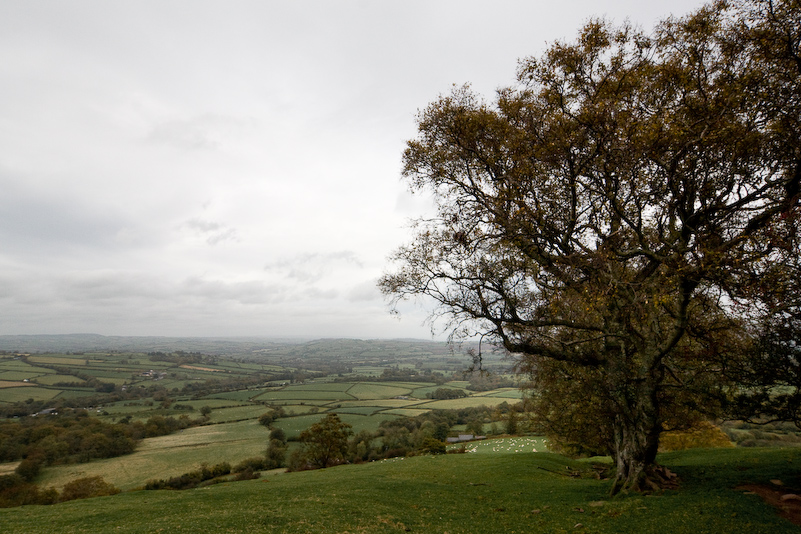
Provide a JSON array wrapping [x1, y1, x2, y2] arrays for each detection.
[[2, 447, 800, 533], [38, 420, 273, 491]]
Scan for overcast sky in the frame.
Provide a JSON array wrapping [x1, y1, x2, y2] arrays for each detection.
[[0, 0, 707, 340]]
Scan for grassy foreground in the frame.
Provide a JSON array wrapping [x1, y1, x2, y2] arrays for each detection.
[[1, 447, 800, 533]]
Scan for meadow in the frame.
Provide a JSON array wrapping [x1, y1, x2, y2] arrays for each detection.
[[5, 339, 797, 532], [0, 342, 522, 494], [1, 447, 799, 533]]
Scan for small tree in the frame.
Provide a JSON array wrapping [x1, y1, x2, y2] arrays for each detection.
[[297, 414, 353, 469], [265, 439, 287, 469]]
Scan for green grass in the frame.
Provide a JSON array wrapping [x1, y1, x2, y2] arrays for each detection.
[[345, 383, 413, 400], [2, 447, 799, 533], [205, 405, 268, 423], [0, 386, 60, 402], [32, 374, 86, 386], [473, 388, 523, 399], [415, 396, 514, 410], [38, 420, 272, 491], [253, 389, 356, 401], [448, 437, 549, 453]]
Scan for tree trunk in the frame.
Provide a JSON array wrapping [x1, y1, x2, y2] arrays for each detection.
[[608, 382, 665, 495]]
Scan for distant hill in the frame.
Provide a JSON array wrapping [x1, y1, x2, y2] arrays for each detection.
[[0, 333, 447, 357]]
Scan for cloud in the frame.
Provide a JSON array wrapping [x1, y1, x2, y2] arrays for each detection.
[[347, 279, 382, 302], [145, 114, 255, 151], [0, 170, 129, 255], [182, 218, 239, 246], [264, 251, 363, 283]]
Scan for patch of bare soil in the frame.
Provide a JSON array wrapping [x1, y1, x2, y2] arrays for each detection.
[[738, 483, 801, 526]]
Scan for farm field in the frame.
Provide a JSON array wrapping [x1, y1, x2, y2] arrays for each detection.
[[1, 447, 800, 533], [38, 419, 273, 491], [0, 338, 530, 499]]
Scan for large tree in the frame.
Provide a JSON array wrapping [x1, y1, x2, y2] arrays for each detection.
[[380, 0, 800, 494]]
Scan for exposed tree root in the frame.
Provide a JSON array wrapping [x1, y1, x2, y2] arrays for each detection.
[[610, 464, 679, 496]]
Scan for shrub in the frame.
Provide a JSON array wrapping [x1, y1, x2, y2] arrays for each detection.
[[265, 439, 287, 469], [234, 468, 260, 481], [659, 421, 734, 451], [60, 476, 120, 502], [144, 462, 232, 490], [233, 457, 267, 473]]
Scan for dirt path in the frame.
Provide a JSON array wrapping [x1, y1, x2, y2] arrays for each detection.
[[738, 484, 801, 526]]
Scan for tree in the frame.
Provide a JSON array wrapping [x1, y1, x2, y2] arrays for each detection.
[[726, 250, 801, 424], [298, 414, 353, 469], [380, 0, 800, 494]]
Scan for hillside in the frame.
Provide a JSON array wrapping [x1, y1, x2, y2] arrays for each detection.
[[1, 447, 800, 533]]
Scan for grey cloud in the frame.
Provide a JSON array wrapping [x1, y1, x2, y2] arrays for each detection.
[[5, 270, 287, 308], [347, 279, 382, 302], [183, 218, 239, 245], [264, 251, 363, 282], [0, 171, 128, 255], [145, 114, 255, 152], [179, 276, 287, 305]]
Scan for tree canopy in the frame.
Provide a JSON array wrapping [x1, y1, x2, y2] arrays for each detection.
[[380, 0, 800, 494], [298, 414, 353, 469]]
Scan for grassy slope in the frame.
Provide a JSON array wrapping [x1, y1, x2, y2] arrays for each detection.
[[2, 447, 800, 533]]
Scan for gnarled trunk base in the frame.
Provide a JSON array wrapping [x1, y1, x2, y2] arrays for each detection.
[[610, 461, 679, 495], [609, 406, 677, 495]]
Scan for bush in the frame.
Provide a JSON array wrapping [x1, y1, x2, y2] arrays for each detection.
[[15, 457, 44, 482], [233, 457, 267, 473], [265, 439, 287, 469], [234, 468, 260, 481], [659, 421, 735, 452], [60, 476, 120, 502], [145, 462, 231, 490]]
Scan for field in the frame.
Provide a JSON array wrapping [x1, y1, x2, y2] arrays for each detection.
[[1, 447, 800, 533], [0, 340, 524, 494], [1, 337, 800, 531], [38, 420, 272, 490]]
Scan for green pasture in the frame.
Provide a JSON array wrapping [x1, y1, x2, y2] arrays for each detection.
[[334, 398, 422, 409], [32, 374, 86, 386], [153, 379, 200, 390], [0, 370, 49, 381], [345, 382, 413, 399], [39, 420, 272, 491], [383, 408, 433, 417], [0, 361, 56, 374], [172, 399, 245, 411], [53, 389, 102, 400], [273, 404, 324, 416], [253, 389, 356, 402], [444, 380, 470, 388], [415, 397, 512, 410], [350, 366, 385, 376], [206, 405, 268, 424], [4, 447, 800, 533], [332, 406, 383, 415], [0, 385, 60, 403], [472, 388, 523, 399], [203, 389, 264, 401], [408, 385, 442, 398], [447, 437, 549, 453], [26, 355, 90, 366], [0, 360, 43, 374], [295, 382, 355, 392]]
